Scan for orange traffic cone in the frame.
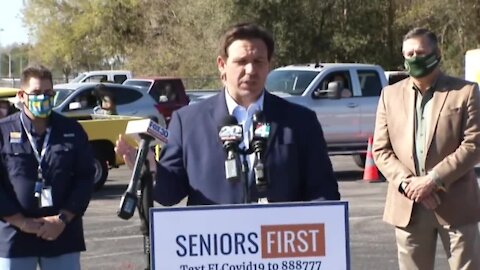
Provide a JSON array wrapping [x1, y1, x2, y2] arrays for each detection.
[[363, 136, 380, 182]]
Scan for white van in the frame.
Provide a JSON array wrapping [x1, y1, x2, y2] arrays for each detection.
[[465, 49, 480, 84], [71, 70, 133, 84]]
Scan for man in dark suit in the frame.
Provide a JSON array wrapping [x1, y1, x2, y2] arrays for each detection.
[[116, 23, 339, 205]]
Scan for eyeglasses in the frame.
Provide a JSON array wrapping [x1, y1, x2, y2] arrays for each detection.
[[24, 90, 56, 97]]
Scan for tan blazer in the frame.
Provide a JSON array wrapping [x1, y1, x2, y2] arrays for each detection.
[[373, 73, 480, 227]]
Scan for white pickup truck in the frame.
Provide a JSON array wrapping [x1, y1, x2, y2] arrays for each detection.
[[71, 70, 133, 84], [265, 63, 388, 167]]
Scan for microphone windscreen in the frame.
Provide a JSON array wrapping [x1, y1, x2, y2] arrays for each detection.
[[218, 115, 242, 142], [219, 115, 238, 131]]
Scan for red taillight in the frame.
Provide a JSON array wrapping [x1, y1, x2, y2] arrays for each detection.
[[154, 104, 166, 115]]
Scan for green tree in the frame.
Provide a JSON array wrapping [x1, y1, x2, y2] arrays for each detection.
[[23, 0, 480, 84], [125, 0, 233, 88], [227, 0, 405, 70], [395, 0, 480, 76], [23, 0, 147, 80]]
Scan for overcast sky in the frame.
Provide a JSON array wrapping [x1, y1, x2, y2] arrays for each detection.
[[0, 0, 29, 47]]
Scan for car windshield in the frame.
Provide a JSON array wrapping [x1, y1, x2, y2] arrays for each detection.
[[123, 80, 152, 89], [71, 73, 87, 83], [266, 70, 319, 95], [53, 89, 75, 107]]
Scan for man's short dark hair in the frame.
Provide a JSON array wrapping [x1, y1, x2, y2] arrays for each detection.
[[403, 27, 438, 50], [21, 65, 53, 87], [218, 23, 275, 61]]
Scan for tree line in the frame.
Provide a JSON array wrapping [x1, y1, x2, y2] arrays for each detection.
[[21, 0, 480, 88]]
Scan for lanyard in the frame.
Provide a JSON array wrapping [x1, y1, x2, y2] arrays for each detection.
[[20, 114, 52, 183]]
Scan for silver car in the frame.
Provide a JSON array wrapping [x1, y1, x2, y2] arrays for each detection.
[[187, 90, 219, 105], [53, 83, 166, 125]]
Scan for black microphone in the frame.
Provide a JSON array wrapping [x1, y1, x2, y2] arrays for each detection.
[[118, 119, 169, 220], [218, 116, 243, 183], [250, 111, 270, 192]]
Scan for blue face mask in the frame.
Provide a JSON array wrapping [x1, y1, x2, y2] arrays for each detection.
[[27, 94, 54, 118]]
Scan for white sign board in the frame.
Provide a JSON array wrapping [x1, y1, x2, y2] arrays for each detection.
[[150, 201, 350, 270]]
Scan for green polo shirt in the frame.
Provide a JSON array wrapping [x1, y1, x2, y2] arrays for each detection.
[[413, 84, 436, 176]]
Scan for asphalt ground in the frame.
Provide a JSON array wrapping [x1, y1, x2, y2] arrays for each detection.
[[81, 156, 479, 270]]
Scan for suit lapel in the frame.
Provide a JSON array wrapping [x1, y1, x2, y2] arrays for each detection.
[[403, 78, 416, 170], [425, 74, 449, 155], [210, 89, 230, 131], [262, 92, 279, 158]]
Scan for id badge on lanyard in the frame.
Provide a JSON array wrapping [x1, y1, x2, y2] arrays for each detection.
[[20, 114, 53, 208], [36, 167, 53, 208]]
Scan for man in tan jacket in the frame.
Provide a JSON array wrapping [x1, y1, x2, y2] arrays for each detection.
[[373, 27, 480, 270]]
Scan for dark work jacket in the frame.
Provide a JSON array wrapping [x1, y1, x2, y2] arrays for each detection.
[[0, 111, 95, 257]]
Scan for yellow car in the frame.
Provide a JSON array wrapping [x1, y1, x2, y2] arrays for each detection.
[[0, 87, 18, 97], [0, 88, 20, 116], [0, 87, 142, 190]]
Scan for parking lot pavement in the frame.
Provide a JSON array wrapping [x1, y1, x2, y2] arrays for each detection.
[[81, 156, 462, 270]]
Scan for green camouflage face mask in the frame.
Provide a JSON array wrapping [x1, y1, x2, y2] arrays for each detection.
[[404, 52, 440, 78]]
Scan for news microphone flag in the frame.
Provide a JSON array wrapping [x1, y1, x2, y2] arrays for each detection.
[[125, 118, 168, 145]]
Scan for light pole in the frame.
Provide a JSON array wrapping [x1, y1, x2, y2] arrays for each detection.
[[20, 56, 23, 74], [0, 28, 3, 78], [8, 51, 11, 78]]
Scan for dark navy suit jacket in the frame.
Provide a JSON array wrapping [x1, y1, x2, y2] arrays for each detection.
[[154, 90, 340, 205]]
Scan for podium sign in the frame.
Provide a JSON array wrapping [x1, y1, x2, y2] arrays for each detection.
[[150, 201, 350, 270]]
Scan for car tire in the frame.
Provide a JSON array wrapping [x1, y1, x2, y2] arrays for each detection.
[[353, 154, 366, 168], [93, 151, 109, 191]]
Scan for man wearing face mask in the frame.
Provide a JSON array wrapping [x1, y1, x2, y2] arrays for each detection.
[[0, 65, 95, 270], [373, 28, 480, 270]]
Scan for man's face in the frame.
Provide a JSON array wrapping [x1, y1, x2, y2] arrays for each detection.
[[18, 77, 55, 117], [217, 38, 270, 102], [402, 36, 434, 60]]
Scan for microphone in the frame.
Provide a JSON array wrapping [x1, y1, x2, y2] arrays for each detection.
[[218, 116, 243, 183], [250, 111, 270, 192], [118, 119, 169, 220], [124, 118, 169, 146]]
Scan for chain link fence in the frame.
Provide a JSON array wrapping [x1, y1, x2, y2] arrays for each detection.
[[181, 75, 221, 91], [0, 77, 68, 88], [0, 78, 21, 88], [1, 75, 223, 91]]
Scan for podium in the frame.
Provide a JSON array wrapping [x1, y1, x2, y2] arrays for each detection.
[[150, 201, 350, 270]]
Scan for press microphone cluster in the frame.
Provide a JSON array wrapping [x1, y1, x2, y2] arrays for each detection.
[[250, 111, 270, 192], [117, 119, 169, 220], [219, 110, 271, 202], [218, 116, 243, 183]]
